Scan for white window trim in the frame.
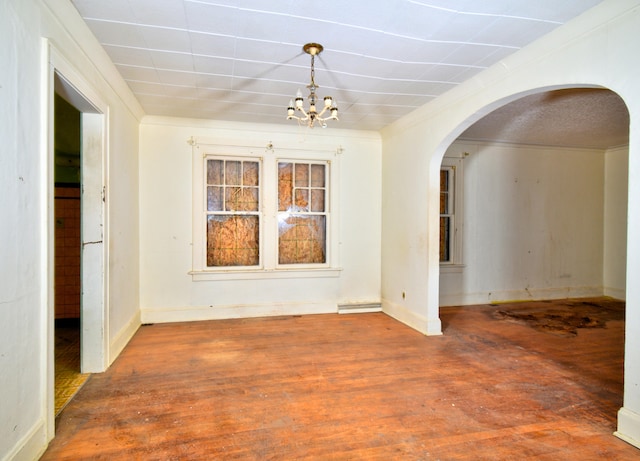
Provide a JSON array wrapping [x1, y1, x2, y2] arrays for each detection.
[[189, 140, 342, 281], [440, 153, 465, 269]]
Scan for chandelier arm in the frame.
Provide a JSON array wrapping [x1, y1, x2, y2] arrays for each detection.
[[297, 106, 310, 120], [316, 105, 329, 119], [317, 114, 339, 122]]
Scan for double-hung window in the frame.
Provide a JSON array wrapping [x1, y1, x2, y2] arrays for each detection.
[[191, 142, 339, 279], [277, 161, 327, 265], [440, 155, 464, 267], [205, 158, 261, 267]]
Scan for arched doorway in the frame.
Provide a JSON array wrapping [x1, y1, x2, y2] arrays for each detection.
[[432, 84, 635, 443], [438, 88, 629, 307]]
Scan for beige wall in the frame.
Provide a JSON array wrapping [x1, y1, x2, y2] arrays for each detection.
[[604, 145, 629, 299], [439, 140, 621, 306], [138, 117, 382, 322]]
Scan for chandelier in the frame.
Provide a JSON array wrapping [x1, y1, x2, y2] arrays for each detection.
[[287, 43, 339, 128]]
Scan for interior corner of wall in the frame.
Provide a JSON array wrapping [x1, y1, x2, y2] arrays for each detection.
[[615, 407, 640, 449], [381, 299, 443, 336], [108, 310, 141, 368]]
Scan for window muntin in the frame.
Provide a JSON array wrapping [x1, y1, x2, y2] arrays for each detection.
[[205, 158, 260, 267], [277, 161, 328, 265]]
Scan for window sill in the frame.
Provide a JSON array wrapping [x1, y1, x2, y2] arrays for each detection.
[[189, 267, 343, 281], [439, 264, 466, 274]]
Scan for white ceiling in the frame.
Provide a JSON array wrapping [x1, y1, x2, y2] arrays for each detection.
[[70, 0, 628, 148], [460, 88, 629, 149]]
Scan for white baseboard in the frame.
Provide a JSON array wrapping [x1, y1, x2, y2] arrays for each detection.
[[3, 418, 47, 461], [382, 299, 442, 336], [141, 301, 337, 324], [440, 286, 605, 307], [615, 407, 640, 449], [109, 310, 141, 367]]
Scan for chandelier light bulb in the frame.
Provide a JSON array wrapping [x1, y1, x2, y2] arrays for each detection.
[[295, 89, 304, 109]]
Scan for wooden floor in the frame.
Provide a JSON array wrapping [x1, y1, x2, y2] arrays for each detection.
[[43, 298, 640, 460]]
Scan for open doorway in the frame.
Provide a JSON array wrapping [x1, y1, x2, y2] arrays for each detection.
[[53, 92, 89, 414], [436, 86, 629, 435], [47, 52, 108, 433], [438, 88, 629, 307]]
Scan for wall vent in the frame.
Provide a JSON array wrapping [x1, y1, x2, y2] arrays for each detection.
[[337, 303, 382, 314]]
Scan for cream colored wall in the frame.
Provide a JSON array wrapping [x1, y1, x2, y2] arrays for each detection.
[[604, 145, 629, 299], [0, 0, 142, 459], [381, 0, 640, 447], [139, 117, 381, 323], [439, 141, 608, 306]]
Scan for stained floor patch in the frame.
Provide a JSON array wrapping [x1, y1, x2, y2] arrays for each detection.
[[492, 298, 624, 336]]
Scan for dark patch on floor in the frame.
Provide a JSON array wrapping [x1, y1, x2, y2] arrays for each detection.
[[492, 298, 625, 336]]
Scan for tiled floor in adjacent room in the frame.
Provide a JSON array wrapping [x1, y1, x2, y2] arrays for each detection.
[[55, 319, 90, 416]]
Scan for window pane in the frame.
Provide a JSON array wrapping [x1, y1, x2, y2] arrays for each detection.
[[311, 189, 325, 212], [294, 189, 309, 211], [207, 215, 259, 266], [278, 163, 293, 211], [440, 170, 449, 214], [207, 159, 223, 185], [243, 161, 259, 186], [240, 187, 259, 212], [440, 191, 449, 214], [225, 187, 241, 211], [439, 216, 450, 262], [278, 215, 326, 264], [310, 164, 325, 187], [225, 161, 241, 185], [440, 169, 449, 191], [294, 163, 309, 187], [207, 186, 223, 211]]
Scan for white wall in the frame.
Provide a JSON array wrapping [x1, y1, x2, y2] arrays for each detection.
[[0, 0, 142, 459], [440, 140, 608, 306], [604, 145, 629, 299], [0, 1, 45, 458], [381, 0, 640, 448], [139, 117, 381, 322]]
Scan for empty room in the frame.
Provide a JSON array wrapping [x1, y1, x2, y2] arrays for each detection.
[[2, 0, 640, 459]]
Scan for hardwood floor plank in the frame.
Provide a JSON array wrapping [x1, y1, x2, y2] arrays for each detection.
[[43, 298, 640, 460]]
